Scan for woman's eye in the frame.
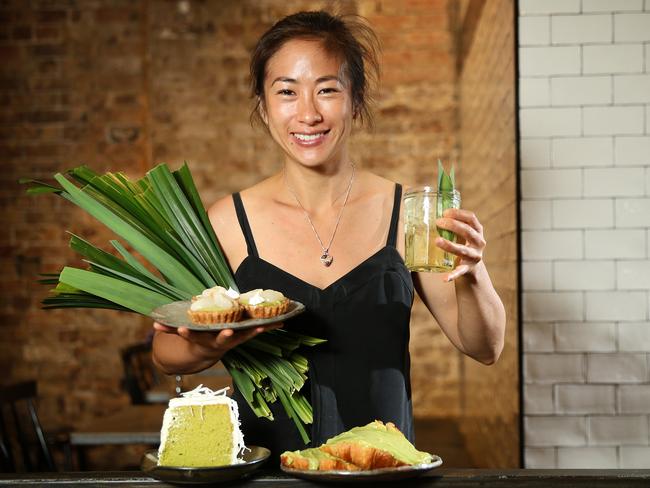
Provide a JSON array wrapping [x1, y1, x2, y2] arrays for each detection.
[[277, 89, 295, 96], [319, 87, 339, 94]]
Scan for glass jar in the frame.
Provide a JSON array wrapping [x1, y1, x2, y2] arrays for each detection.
[[403, 186, 461, 272]]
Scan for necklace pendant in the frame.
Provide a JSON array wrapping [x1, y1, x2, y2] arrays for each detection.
[[320, 253, 333, 267]]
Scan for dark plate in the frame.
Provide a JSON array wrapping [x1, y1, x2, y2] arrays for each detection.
[[150, 300, 305, 331], [141, 446, 270, 485], [281, 456, 443, 483]]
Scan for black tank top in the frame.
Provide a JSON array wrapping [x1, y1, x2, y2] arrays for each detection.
[[231, 184, 414, 458]]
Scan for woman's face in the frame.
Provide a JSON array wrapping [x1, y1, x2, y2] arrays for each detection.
[[261, 39, 353, 169]]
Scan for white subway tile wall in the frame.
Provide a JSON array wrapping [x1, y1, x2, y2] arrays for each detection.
[[520, 1, 650, 468]]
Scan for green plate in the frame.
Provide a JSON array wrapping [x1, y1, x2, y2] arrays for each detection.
[[141, 447, 270, 485], [150, 300, 305, 331]]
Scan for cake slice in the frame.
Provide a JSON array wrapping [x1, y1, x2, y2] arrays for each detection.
[[280, 448, 360, 471], [157, 385, 246, 467], [320, 420, 433, 470]]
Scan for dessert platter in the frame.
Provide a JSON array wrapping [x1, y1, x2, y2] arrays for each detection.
[[150, 286, 305, 331], [280, 420, 442, 482], [140, 384, 270, 484]]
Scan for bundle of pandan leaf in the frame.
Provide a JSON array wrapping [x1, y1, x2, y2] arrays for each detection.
[[21, 163, 322, 443]]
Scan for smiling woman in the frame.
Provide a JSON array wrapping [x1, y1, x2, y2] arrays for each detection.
[[152, 10, 506, 461]]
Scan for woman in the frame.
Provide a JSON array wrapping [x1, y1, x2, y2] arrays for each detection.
[[153, 11, 505, 456]]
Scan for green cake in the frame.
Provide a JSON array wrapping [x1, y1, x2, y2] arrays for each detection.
[[157, 385, 246, 467]]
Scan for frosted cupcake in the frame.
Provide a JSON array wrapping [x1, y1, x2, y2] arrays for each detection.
[[239, 289, 289, 319], [188, 286, 243, 324]]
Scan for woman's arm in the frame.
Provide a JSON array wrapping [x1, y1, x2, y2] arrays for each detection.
[[412, 208, 506, 365]]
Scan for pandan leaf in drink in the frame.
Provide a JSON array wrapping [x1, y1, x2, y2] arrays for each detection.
[[436, 159, 456, 241]]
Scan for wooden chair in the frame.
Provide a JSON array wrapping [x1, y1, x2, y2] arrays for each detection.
[[0, 381, 57, 472], [121, 341, 170, 404]]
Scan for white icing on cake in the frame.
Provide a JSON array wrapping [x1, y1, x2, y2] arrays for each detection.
[[158, 385, 246, 465]]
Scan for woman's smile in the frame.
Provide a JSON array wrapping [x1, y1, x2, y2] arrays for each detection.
[[291, 129, 330, 146]]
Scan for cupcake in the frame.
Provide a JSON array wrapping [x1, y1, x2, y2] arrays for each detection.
[[239, 289, 289, 319], [187, 286, 243, 324]]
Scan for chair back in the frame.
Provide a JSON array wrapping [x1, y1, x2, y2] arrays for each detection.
[[0, 381, 55, 472], [121, 341, 166, 404]]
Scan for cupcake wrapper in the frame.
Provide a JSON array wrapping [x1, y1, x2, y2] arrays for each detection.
[[244, 301, 290, 319], [187, 307, 244, 324]]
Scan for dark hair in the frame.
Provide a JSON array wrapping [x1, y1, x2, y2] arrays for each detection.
[[249, 11, 380, 128]]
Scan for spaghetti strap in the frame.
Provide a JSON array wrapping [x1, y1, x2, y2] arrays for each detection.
[[232, 193, 259, 257], [386, 184, 402, 247]]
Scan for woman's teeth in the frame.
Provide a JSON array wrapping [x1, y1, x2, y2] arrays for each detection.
[[293, 132, 327, 141]]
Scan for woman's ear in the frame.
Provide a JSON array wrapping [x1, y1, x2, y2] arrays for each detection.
[[257, 98, 268, 125]]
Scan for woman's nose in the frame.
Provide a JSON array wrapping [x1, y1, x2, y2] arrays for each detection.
[[297, 95, 323, 124]]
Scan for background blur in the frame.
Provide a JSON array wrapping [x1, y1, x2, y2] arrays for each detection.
[[0, 0, 548, 468]]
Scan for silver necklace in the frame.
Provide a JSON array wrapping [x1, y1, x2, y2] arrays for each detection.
[[284, 164, 355, 267]]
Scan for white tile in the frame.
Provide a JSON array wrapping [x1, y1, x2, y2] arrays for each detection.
[[525, 416, 587, 446], [582, 0, 644, 12], [552, 137, 613, 167], [619, 384, 650, 412], [519, 0, 580, 15], [521, 138, 551, 168], [520, 78, 551, 107], [583, 44, 644, 73], [620, 446, 650, 468], [584, 168, 646, 197], [520, 108, 582, 137], [520, 16, 550, 45], [525, 447, 556, 468], [522, 200, 552, 229], [556, 384, 616, 414], [519, 47, 581, 76], [615, 136, 650, 165], [551, 76, 612, 106], [555, 322, 617, 352], [552, 199, 614, 229], [583, 106, 645, 136], [616, 198, 650, 227], [557, 446, 618, 468], [618, 322, 650, 351], [522, 261, 553, 290], [524, 383, 555, 413], [614, 13, 650, 41], [524, 322, 555, 351], [647, 105, 650, 133], [554, 260, 615, 290], [525, 354, 585, 383], [524, 291, 584, 321], [521, 169, 582, 198], [522, 230, 583, 260], [587, 353, 648, 382], [552, 15, 612, 44], [618, 261, 650, 289], [646, 43, 650, 70], [614, 74, 650, 102], [589, 415, 649, 445], [586, 291, 647, 320], [585, 229, 646, 258], [647, 0, 650, 11]]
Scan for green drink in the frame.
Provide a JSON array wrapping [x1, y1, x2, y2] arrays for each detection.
[[403, 186, 461, 272]]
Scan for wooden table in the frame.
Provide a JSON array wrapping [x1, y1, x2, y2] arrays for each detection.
[[2, 469, 650, 487], [70, 405, 166, 446]]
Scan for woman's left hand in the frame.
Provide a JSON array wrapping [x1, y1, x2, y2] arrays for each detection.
[[435, 208, 487, 282]]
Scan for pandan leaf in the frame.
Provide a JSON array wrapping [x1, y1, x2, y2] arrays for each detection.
[[436, 159, 457, 241]]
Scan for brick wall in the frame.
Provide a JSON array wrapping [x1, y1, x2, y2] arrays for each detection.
[[1, 0, 474, 466], [519, 0, 650, 468], [459, 0, 519, 467]]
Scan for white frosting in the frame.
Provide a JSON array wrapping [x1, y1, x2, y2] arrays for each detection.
[[158, 385, 246, 465], [225, 287, 240, 299], [248, 291, 266, 306], [190, 293, 235, 312]]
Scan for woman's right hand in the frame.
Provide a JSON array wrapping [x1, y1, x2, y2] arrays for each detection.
[[152, 321, 282, 372]]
